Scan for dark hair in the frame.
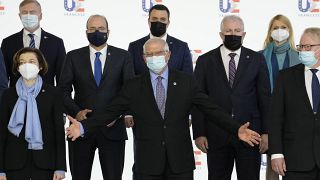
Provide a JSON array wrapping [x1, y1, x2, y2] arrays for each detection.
[[12, 47, 48, 76], [19, 0, 41, 11], [149, 4, 170, 19]]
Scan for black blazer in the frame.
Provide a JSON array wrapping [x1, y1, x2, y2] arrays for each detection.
[[58, 45, 134, 140], [0, 84, 66, 172], [1, 29, 66, 86], [128, 35, 193, 75], [192, 45, 270, 147], [269, 64, 320, 171], [82, 69, 240, 175]]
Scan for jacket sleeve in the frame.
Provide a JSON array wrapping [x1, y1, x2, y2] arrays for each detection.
[[54, 38, 66, 84], [0, 90, 10, 173]]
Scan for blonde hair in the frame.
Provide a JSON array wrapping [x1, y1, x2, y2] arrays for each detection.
[[263, 14, 295, 49]]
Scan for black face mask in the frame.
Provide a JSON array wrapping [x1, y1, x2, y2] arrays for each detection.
[[87, 30, 108, 47], [150, 21, 167, 37], [223, 35, 242, 51]]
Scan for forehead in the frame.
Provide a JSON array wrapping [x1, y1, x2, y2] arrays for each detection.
[[272, 20, 287, 27], [300, 33, 319, 44], [19, 52, 38, 61], [149, 9, 168, 18], [87, 16, 107, 27], [20, 3, 40, 11], [145, 42, 164, 52]]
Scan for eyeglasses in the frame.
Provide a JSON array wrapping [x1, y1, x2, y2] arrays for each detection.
[[144, 50, 167, 57], [87, 27, 108, 33], [296, 44, 320, 51]]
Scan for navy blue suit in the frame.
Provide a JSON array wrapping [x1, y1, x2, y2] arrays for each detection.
[[128, 35, 193, 75], [0, 50, 8, 102], [192, 45, 271, 180], [1, 29, 66, 87]]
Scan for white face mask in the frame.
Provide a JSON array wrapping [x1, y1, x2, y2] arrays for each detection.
[[21, 14, 39, 30], [271, 29, 289, 42], [146, 55, 167, 74], [18, 63, 40, 80]]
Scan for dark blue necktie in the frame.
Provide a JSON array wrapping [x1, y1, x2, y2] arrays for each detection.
[[28, 33, 35, 48], [310, 69, 320, 113], [94, 52, 102, 86], [229, 53, 237, 87]]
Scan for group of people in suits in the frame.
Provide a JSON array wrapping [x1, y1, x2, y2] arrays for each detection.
[[1, 0, 320, 180]]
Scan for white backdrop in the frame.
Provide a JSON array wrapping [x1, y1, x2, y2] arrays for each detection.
[[0, 0, 319, 179]]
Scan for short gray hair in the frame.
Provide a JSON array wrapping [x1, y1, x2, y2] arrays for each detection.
[[143, 38, 169, 54], [220, 15, 244, 32], [86, 14, 108, 29], [303, 27, 320, 42]]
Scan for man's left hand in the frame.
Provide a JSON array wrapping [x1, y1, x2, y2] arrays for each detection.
[[238, 122, 261, 146], [259, 134, 268, 153], [66, 115, 81, 141]]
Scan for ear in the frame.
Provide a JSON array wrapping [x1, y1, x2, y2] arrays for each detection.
[[219, 32, 224, 41], [148, 18, 151, 28], [165, 51, 171, 62], [39, 13, 42, 21], [166, 20, 170, 28], [242, 32, 246, 41]]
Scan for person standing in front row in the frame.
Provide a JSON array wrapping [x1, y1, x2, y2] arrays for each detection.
[[269, 27, 320, 180], [0, 48, 66, 180], [58, 14, 134, 180], [1, 0, 66, 87], [66, 38, 262, 180], [0, 50, 8, 102], [260, 14, 300, 180], [192, 15, 271, 180]]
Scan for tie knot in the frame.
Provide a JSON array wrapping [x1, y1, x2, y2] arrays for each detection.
[[157, 76, 163, 81], [28, 33, 34, 38], [229, 53, 237, 59], [311, 69, 319, 74], [95, 52, 101, 58]]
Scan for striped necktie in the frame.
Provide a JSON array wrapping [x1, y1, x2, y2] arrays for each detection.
[[156, 76, 165, 118], [229, 53, 237, 87], [28, 33, 35, 48]]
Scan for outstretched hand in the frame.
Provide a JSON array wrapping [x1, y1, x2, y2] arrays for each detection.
[[238, 122, 261, 146], [66, 115, 81, 141]]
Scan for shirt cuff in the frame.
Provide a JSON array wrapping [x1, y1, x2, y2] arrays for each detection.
[[271, 154, 284, 160], [125, 115, 133, 118], [80, 122, 85, 137], [0, 172, 6, 176], [54, 170, 65, 176]]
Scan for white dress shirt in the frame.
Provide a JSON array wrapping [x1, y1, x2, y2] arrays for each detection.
[[220, 45, 241, 79], [23, 28, 41, 48]]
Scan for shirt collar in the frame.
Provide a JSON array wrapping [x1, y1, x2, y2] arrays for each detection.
[[150, 66, 169, 81], [23, 27, 41, 38], [150, 33, 168, 41], [304, 65, 320, 72], [89, 44, 108, 55], [220, 44, 241, 59]]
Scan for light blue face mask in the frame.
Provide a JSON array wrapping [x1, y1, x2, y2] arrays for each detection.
[[299, 51, 318, 68], [21, 14, 39, 30], [146, 55, 167, 74]]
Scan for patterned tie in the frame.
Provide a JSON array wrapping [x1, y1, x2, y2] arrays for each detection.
[[28, 33, 35, 48], [310, 69, 320, 113], [229, 53, 237, 87], [156, 76, 165, 118], [94, 52, 102, 86]]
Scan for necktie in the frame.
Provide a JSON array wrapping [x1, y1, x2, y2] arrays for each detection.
[[229, 53, 237, 87], [310, 69, 320, 113], [156, 76, 165, 118], [28, 33, 35, 48], [94, 52, 102, 86]]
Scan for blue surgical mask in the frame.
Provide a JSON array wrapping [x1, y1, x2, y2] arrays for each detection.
[[299, 51, 317, 68], [146, 55, 167, 74], [21, 14, 39, 30]]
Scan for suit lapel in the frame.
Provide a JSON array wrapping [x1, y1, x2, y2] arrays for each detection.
[[232, 48, 250, 88], [294, 64, 314, 114], [216, 48, 230, 86], [17, 30, 24, 49], [39, 29, 49, 53], [101, 46, 112, 82], [163, 69, 178, 120], [142, 72, 164, 119], [82, 47, 96, 85]]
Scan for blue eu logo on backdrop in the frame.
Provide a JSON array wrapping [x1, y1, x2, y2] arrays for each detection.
[[219, 0, 240, 13], [298, 0, 320, 17], [142, 0, 162, 13], [64, 0, 85, 12]]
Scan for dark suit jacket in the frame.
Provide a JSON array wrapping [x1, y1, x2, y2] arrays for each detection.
[[1, 29, 66, 87], [269, 64, 320, 171], [128, 34, 193, 75], [192, 45, 270, 148], [82, 69, 241, 175], [58, 45, 134, 140], [0, 50, 8, 101], [0, 84, 66, 172]]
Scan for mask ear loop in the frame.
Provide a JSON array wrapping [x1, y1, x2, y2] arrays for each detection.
[[314, 47, 320, 61]]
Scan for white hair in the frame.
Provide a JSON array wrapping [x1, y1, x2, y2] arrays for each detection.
[[143, 37, 169, 54], [220, 15, 244, 32]]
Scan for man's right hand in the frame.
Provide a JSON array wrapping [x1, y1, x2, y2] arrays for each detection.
[[76, 109, 92, 121], [66, 115, 81, 141], [195, 136, 209, 153], [0, 176, 6, 180], [124, 116, 134, 128]]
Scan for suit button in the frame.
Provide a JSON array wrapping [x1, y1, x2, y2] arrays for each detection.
[[163, 125, 167, 129], [162, 141, 165, 145]]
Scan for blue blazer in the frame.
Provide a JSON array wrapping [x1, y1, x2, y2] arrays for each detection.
[[0, 50, 8, 101], [1, 29, 66, 87], [128, 34, 193, 75], [192, 45, 271, 148]]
